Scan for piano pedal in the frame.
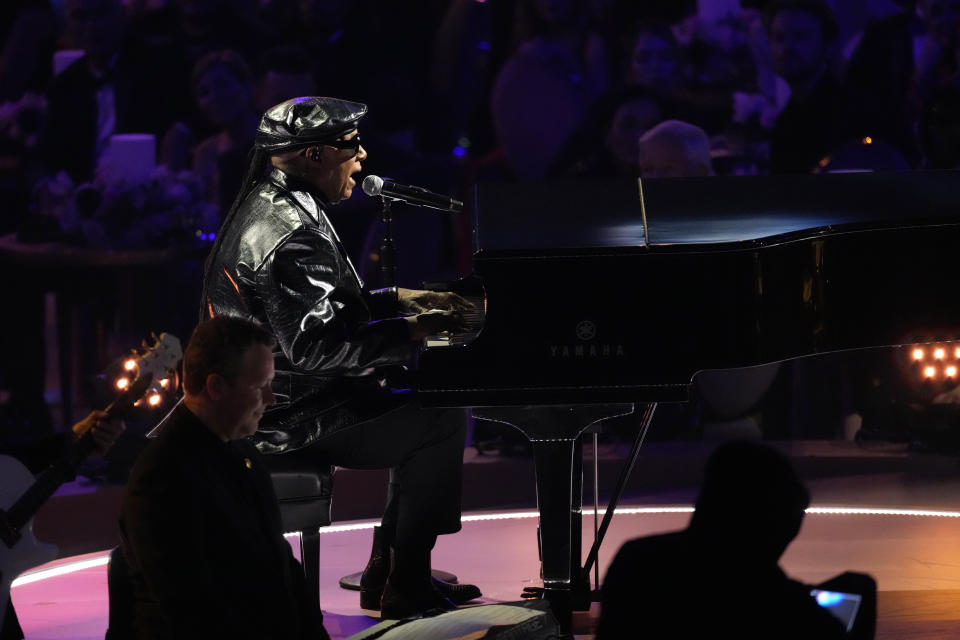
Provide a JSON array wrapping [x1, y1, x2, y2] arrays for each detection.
[[521, 586, 544, 599]]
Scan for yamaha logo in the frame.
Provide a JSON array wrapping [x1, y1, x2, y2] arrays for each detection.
[[576, 321, 596, 341], [549, 320, 625, 359]]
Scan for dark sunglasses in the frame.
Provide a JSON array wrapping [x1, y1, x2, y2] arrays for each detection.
[[324, 135, 362, 154]]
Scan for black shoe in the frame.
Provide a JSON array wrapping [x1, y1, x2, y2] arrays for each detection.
[[432, 577, 481, 604], [380, 579, 456, 620], [362, 574, 477, 611], [359, 526, 391, 610]]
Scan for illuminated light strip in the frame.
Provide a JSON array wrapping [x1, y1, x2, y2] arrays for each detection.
[[11, 554, 110, 587], [303, 505, 960, 535], [806, 507, 960, 518], [16, 507, 960, 587]]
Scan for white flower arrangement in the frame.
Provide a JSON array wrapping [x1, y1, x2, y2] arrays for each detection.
[[0, 93, 47, 151], [30, 165, 220, 250]]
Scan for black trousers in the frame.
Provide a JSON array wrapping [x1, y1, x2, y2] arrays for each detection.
[[302, 403, 467, 548]]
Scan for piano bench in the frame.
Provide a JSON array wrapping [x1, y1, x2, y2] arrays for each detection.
[[265, 454, 335, 606]]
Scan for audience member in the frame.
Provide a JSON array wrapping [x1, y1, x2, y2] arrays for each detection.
[[638, 119, 713, 179], [161, 50, 259, 212], [0, 0, 55, 102], [430, 0, 498, 154], [119, 316, 330, 639], [625, 24, 682, 92], [38, 0, 188, 182], [598, 441, 877, 639], [765, 0, 863, 174], [549, 87, 664, 178], [491, 0, 611, 179], [839, 2, 925, 167]]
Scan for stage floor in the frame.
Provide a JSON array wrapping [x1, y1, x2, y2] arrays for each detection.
[[12, 476, 960, 640]]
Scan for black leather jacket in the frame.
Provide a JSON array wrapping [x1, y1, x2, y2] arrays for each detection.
[[203, 168, 413, 453]]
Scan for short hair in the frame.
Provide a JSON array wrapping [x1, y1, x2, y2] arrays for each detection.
[[690, 442, 810, 552], [182, 316, 275, 394], [763, 0, 839, 43], [638, 119, 713, 174], [191, 49, 254, 91]]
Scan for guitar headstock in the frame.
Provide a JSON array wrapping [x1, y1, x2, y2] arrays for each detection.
[[113, 333, 182, 411]]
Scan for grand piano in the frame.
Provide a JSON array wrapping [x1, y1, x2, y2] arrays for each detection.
[[417, 170, 960, 629]]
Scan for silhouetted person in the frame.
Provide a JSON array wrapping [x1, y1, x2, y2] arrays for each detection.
[[598, 442, 876, 639]]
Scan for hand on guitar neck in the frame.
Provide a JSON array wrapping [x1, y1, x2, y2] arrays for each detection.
[[71, 410, 125, 457]]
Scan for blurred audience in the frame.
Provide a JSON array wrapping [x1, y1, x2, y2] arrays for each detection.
[[550, 87, 665, 178], [161, 49, 259, 211], [491, 0, 611, 179], [38, 0, 187, 182], [253, 46, 318, 114], [3, 0, 960, 445], [0, 0, 56, 102]]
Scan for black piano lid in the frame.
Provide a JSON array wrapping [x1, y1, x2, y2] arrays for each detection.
[[473, 170, 960, 254]]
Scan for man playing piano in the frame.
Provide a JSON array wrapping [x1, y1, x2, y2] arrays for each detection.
[[200, 96, 480, 618]]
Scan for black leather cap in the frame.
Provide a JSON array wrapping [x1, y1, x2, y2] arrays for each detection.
[[254, 96, 367, 153]]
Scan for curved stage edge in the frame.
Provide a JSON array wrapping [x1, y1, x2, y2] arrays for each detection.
[[11, 503, 960, 639]]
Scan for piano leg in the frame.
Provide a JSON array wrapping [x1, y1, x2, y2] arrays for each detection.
[[531, 437, 588, 631], [473, 404, 633, 633]]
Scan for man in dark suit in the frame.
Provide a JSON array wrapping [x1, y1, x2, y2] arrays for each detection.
[[119, 316, 328, 639]]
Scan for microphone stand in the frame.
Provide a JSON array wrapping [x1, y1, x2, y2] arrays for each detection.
[[378, 197, 402, 568], [379, 198, 396, 288]]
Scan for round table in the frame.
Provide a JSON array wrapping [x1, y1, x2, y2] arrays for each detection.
[[0, 233, 207, 429]]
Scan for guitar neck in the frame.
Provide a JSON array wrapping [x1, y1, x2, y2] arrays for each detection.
[[0, 374, 150, 547], [1, 433, 97, 545]]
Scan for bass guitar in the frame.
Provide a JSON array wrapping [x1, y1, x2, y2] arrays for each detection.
[[0, 332, 181, 631]]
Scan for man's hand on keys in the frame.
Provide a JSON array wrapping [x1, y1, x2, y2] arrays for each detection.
[[398, 288, 474, 315]]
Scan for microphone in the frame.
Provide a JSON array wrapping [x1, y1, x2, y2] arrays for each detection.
[[362, 175, 463, 212]]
